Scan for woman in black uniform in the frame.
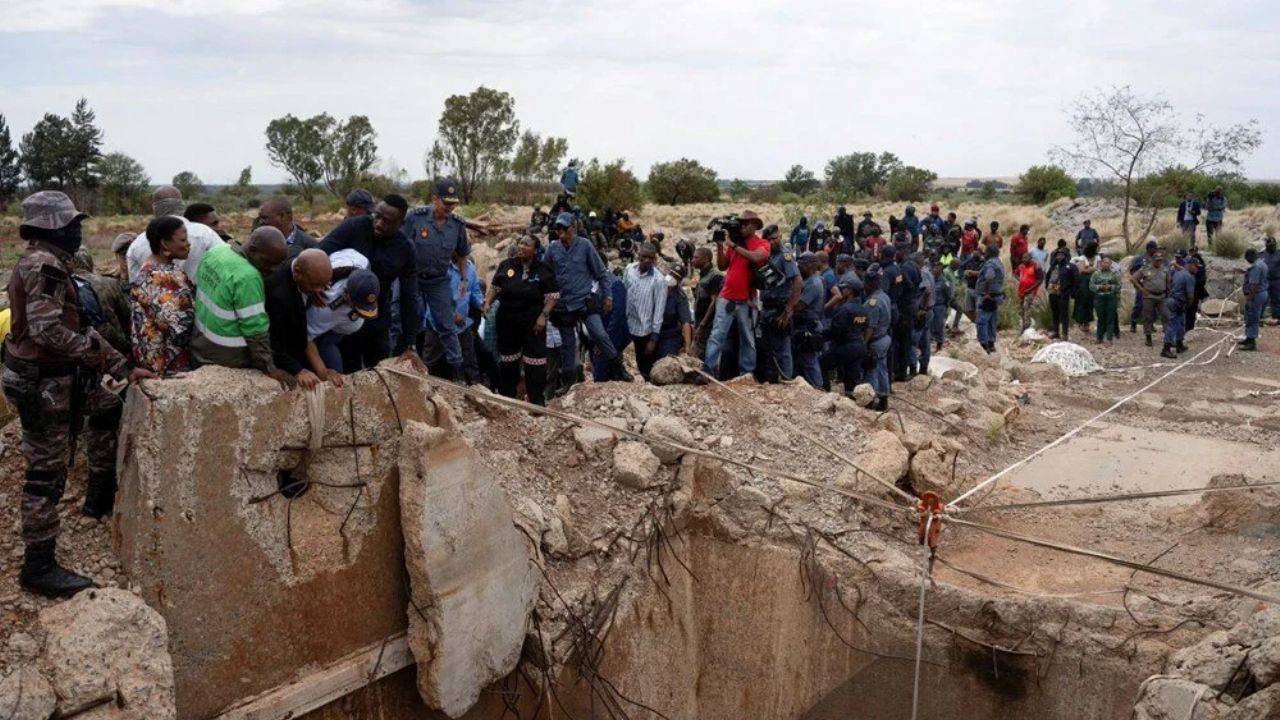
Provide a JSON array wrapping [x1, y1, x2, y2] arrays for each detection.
[[484, 235, 559, 404]]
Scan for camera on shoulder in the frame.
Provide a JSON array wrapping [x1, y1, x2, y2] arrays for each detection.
[[707, 215, 746, 247]]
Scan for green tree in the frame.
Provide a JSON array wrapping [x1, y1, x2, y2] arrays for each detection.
[[0, 114, 20, 205], [779, 164, 819, 196], [577, 159, 644, 213], [428, 86, 520, 203], [20, 113, 79, 188], [264, 114, 326, 203], [884, 166, 937, 201], [824, 151, 902, 197], [510, 130, 541, 184], [978, 181, 998, 200], [319, 114, 379, 197], [728, 179, 749, 200], [95, 152, 150, 214], [538, 138, 568, 182], [172, 170, 205, 198], [646, 158, 720, 204], [1015, 165, 1077, 204], [69, 98, 103, 191], [236, 166, 253, 188]]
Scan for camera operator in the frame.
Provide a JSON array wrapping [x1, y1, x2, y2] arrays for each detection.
[[704, 210, 770, 376]]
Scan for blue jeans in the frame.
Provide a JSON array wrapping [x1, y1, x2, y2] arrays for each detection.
[[555, 311, 617, 375], [1163, 300, 1186, 345], [912, 317, 931, 370], [1270, 279, 1280, 319], [868, 335, 891, 398], [1246, 291, 1269, 340], [314, 331, 345, 372], [706, 299, 756, 375], [978, 307, 999, 346], [930, 305, 947, 346], [420, 276, 463, 367]]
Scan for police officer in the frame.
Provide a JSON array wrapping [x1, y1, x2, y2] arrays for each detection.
[[823, 279, 869, 394], [911, 253, 934, 376], [403, 178, 471, 379], [1132, 248, 1170, 348], [1263, 236, 1280, 322], [884, 245, 918, 381], [863, 266, 893, 411], [791, 253, 827, 388], [975, 244, 1005, 353], [3, 192, 154, 598], [1241, 248, 1270, 351], [756, 225, 802, 383], [1163, 256, 1198, 358]]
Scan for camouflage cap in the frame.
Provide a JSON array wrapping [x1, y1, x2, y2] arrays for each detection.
[[21, 190, 88, 230], [112, 233, 135, 253]]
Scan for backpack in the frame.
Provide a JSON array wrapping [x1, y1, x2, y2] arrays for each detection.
[[71, 275, 106, 329]]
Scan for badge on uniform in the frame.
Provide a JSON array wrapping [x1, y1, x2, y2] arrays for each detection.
[[868, 298, 877, 307], [895, 276, 903, 283], [784, 252, 794, 261], [420, 228, 429, 239], [506, 268, 515, 277]]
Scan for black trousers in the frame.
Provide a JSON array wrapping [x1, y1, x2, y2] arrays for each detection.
[[632, 335, 659, 380], [891, 312, 913, 378], [1049, 293, 1071, 338], [495, 314, 548, 405], [340, 323, 391, 372], [824, 343, 867, 393]]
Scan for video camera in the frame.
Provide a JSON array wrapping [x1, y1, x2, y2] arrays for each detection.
[[707, 215, 747, 247]]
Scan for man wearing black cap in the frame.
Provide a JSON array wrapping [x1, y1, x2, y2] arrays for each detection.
[[345, 189, 375, 219], [1163, 256, 1198, 358], [863, 266, 893, 410], [320, 194, 419, 370], [400, 179, 472, 379], [823, 278, 869, 394], [792, 253, 827, 388], [4, 191, 155, 598], [887, 245, 919, 380], [756, 223, 802, 383]]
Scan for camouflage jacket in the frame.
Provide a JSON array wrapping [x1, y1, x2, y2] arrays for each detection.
[[84, 272, 132, 357], [3, 242, 128, 377]]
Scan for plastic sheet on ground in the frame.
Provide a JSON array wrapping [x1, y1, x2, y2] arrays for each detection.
[[1031, 341, 1101, 377]]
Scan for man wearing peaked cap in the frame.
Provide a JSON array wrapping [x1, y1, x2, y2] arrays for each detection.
[[401, 177, 471, 380]]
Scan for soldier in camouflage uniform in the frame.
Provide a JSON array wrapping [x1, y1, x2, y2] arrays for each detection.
[[2, 191, 153, 598], [71, 247, 132, 357]]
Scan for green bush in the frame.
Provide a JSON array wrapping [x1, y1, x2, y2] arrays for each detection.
[[1212, 230, 1247, 259]]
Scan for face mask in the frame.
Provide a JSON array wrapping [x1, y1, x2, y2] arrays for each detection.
[[45, 222, 83, 255]]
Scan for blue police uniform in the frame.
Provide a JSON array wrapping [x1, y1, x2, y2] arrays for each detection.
[[1244, 258, 1270, 342], [931, 269, 952, 351], [866, 289, 893, 402], [911, 266, 934, 374], [1263, 246, 1280, 320], [792, 273, 826, 388], [1163, 266, 1195, 350], [758, 245, 800, 382], [402, 206, 471, 370], [823, 298, 869, 393]]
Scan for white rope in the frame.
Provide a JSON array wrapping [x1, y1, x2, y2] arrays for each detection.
[[305, 384, 327, 450], [948, 326, 1241, 510], [910, 515, 934, 720]]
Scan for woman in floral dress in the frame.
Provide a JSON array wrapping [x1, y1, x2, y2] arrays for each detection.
[[130, 216, 195, 374]]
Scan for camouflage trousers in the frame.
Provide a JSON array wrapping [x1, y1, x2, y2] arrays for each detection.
[[2, 365, 121, 545]]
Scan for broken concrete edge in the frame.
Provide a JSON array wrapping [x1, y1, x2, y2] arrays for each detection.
[[212, 632, 412, 720]]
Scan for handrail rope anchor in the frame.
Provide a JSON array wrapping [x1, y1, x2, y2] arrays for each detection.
[[917, 491, 944, 569]]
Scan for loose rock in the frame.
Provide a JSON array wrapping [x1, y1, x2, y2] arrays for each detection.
[[613, 441, 661, 489]]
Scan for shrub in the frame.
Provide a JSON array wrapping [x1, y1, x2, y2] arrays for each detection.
[[1016, 165, 1077, 204], [1211, 230, 1247, 259], [646, 158, 720, 204], [576, 158, 644, 214]]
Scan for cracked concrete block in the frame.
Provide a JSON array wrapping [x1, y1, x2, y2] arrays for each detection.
[[39, 588, 176, 719], [840, 430, 910, 491], [398, 421, 537, 718], [0, 666, 56, 720], [614, 441, 661, 489], [644, 415, 695, 464]]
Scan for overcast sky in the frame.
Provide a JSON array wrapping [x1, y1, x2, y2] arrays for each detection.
[[2, 0, 1278, 185]]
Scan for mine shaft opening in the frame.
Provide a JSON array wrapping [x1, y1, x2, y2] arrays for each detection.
[[277, 467, 311, 499]]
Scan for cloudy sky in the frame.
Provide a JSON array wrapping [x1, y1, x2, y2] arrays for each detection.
[[2, 0, 1278, 185]]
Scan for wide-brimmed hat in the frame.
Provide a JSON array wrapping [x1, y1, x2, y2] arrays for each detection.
[[739, 210, 764, 229], [21, 191, 88, 231]]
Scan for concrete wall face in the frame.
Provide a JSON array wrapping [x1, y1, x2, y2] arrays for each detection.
[[114, 366, 441, 719]]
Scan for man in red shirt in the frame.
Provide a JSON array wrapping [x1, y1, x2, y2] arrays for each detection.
[[704, 210, 770, 375], [1016, 253, 1043, 332], [1009, 224, 1030, 269]]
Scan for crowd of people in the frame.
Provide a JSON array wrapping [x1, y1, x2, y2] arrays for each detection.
[[2, 177, 1278, 599]]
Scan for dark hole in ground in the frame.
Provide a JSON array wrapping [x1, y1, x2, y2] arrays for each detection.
[[953, 643, 1031, 701], [278, 469, 310, 499]]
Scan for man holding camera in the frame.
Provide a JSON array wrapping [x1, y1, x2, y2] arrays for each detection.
[[704, 211, 771, 377]]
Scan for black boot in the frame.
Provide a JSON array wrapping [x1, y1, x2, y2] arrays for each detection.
[[20, 540, 93, 599], [612, 360, 634, 383], [82, 471, 117, 520], [877, 396, 889, 412], [1160, 343, 1177, 359], [1176, 341, 1187, 354], [1239, 338, 1258, 351], [1144, 333, 1153, 347]]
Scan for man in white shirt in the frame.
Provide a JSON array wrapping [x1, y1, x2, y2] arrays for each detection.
[[308, 249, 377, 372], [126, 186, 224, 284], [622, 242, 668, 380]]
